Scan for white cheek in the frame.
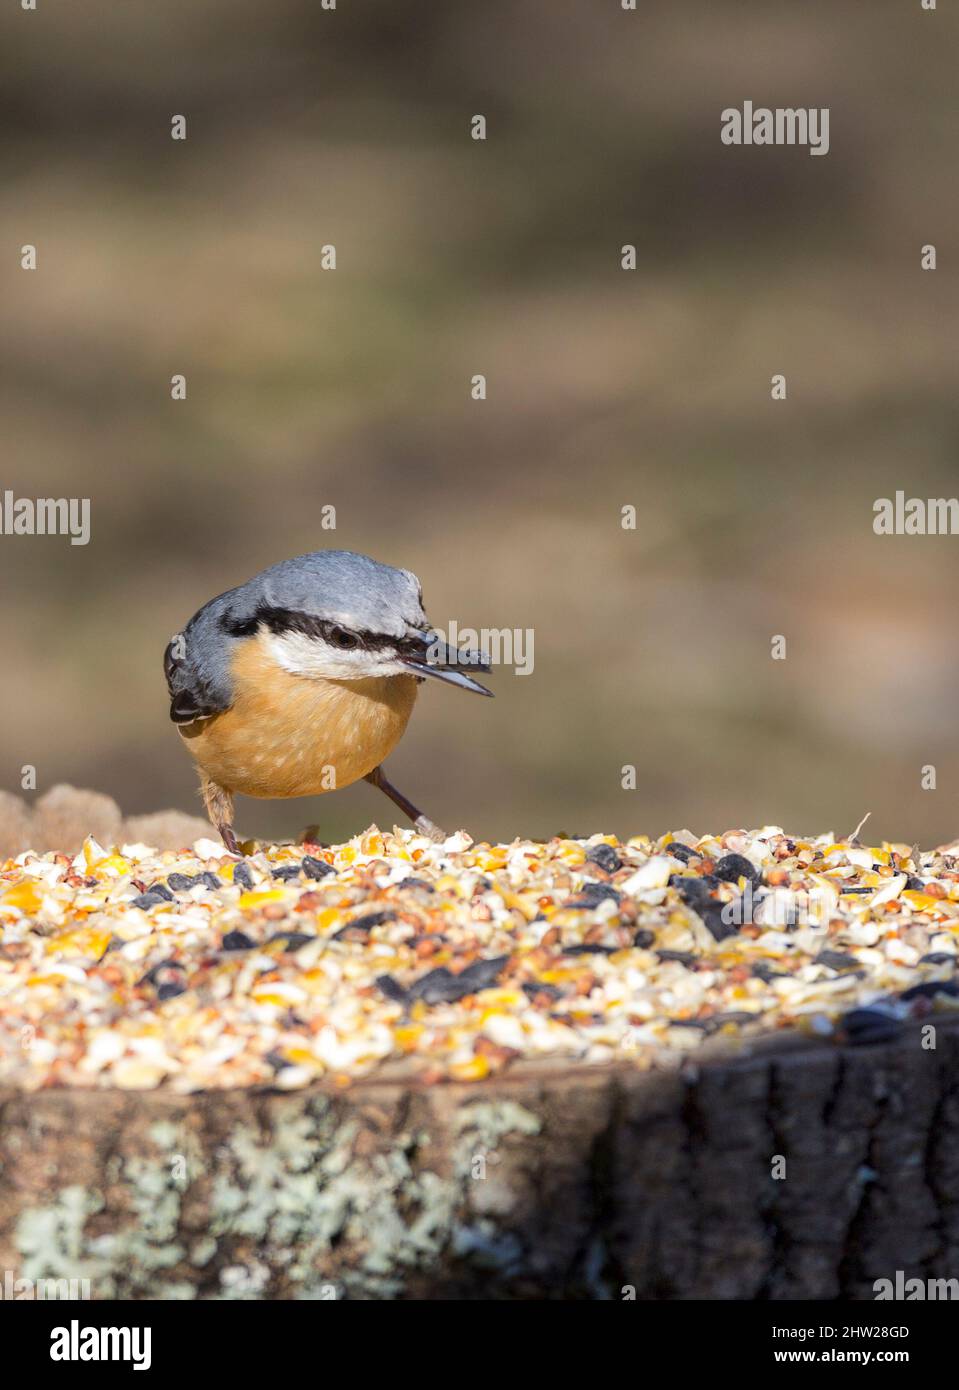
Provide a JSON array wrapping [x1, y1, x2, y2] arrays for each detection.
[[265, 631, 397, 680], [266, 632, 351, 678]]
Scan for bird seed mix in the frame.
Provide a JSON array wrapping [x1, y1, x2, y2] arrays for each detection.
[[0, 825, 956, 1090]]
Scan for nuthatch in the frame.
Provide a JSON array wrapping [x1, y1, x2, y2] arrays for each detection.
[[164, 550, 493, 852]]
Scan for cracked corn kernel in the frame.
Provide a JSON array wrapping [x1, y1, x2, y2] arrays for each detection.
[[44, 927, 112, 958], [1, 882, 43, 913], [449, 1055, 490, 1081], [238, 889, 287, 908]]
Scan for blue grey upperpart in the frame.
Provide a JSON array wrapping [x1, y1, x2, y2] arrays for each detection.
[[165, 550, 428, 721]]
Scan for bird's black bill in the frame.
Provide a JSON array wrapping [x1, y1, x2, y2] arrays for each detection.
[[401, 660, 494, 696], [398, 630, 493, 695], [407, 632, 490, 672]]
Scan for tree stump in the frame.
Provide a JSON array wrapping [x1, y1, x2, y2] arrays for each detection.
[[1, 1019, 955, 1299]]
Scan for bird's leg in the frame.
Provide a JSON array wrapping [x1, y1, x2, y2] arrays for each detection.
[[365, 765, 447, 843], [199, 774, 239, 855]]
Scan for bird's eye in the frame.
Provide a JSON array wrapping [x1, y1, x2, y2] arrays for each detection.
[[330, 626, 360, 649]]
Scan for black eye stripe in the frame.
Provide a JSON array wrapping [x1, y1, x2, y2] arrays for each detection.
[[218, 608, 260, 639], [219, 604, 406, 653]]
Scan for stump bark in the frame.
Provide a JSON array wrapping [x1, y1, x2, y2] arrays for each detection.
[[1, 1020, 956, 1299]]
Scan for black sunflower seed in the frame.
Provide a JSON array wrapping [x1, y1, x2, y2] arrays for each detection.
[[302, 856, 334, 881], [675, 885, 739, 939], [585, 844, 622, 873], [457, 955, 510, 991], [665, 843, 699, 864], [816, 950, 864, 973], [656, 949, 695, 966], [752, 962, 789, 982], [233, 862, 255, 891], [670, 873, 704, 898], [567, 881, 621, 908], [131, 891, 170, 910], [408, 967, 477, 1005], [697, 900, 739, 942], [670, 874, 719, 901], [522, 981, 562, 1002], [351, 910, 398, 932], [157, 980, 188, 1001], [221, 930, 256, 951], [714, 853, 761, 886], [375, 974, 409, 1004], [265, 931, 315, 952]]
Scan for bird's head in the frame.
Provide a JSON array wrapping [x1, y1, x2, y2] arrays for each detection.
[[217, 550, 493, 695]]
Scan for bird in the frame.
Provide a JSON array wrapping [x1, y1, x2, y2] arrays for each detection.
[[163, 550, 493, 853]]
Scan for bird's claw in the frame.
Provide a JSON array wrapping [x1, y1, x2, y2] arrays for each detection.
[[414, 815, 448, 844], [218, 825, 240, 856]]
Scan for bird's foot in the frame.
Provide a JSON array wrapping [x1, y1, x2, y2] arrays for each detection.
[[366, 765, 449, 842], [217, 823, 240, 856], [414, 814, 448, 843]]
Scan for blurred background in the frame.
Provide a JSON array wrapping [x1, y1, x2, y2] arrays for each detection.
[[1, 0, 957, 846]]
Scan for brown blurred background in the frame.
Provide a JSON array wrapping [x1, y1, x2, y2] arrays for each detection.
[[1, 0, 957, 846]]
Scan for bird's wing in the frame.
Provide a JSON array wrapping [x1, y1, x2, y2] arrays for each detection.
[[163, 632, 229, 725]]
